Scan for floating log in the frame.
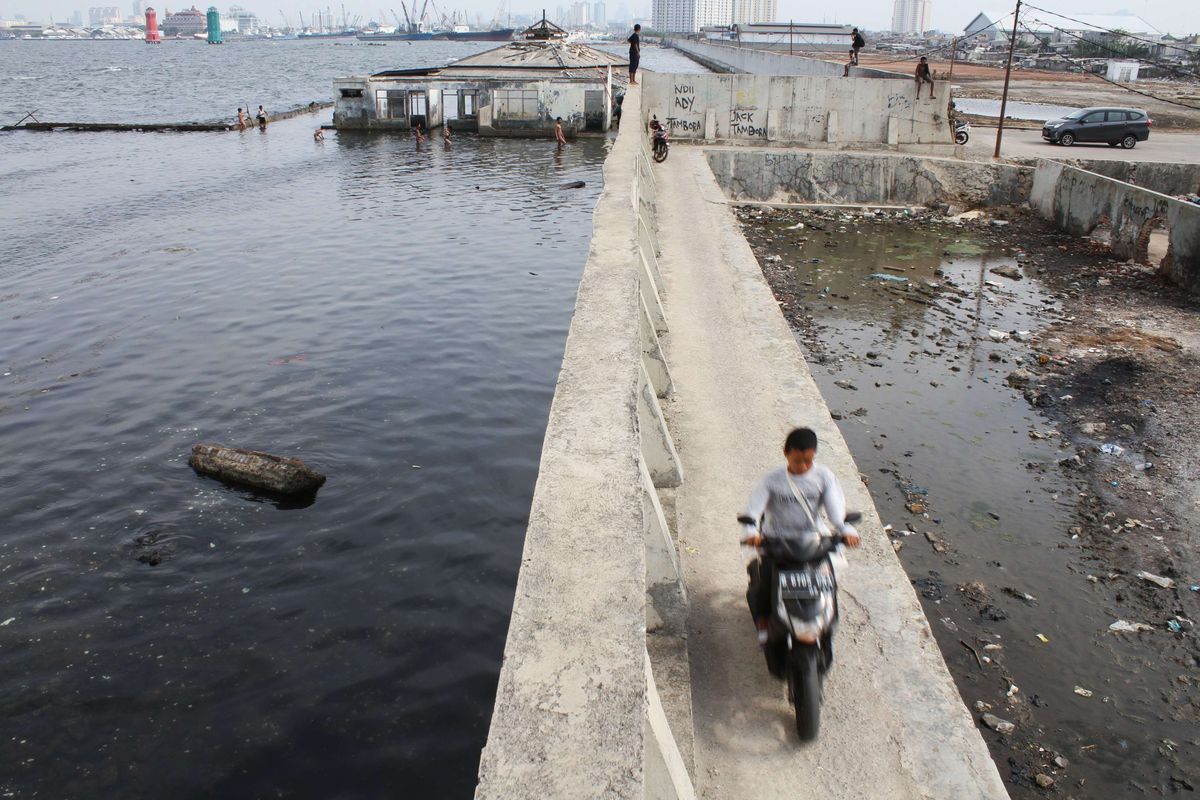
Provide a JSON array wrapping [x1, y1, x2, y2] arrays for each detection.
[[189, 443, 326, 495], [1, 102, 333, 133]]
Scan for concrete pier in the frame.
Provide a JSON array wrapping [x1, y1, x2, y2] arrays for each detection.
[[652, 146, 1009, 799]]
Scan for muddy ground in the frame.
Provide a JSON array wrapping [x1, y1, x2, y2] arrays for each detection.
[[737, 204, 1199, 798]]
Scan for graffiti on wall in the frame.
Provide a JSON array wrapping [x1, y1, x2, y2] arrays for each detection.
[[730, 109, 766, 138], [666, 81, 704, 136]]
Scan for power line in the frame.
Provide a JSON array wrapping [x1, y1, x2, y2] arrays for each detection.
[[1020, 3, 1200, 56], [1016, 20, 1200, 110]]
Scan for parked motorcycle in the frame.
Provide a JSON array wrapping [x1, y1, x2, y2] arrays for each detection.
[[738, 510, 862, 740], [649, 115, 670, 163], [955, 119, 971, 145]]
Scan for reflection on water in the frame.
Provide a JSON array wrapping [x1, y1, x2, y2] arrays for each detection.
[[740, 209, 1196, 799], [0, 117, 608, 798]]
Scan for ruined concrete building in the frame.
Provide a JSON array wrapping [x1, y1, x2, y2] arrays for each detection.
[[333, 39, 627, 137]]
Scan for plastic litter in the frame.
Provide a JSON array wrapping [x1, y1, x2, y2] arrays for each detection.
[[1036, 633, 1049, 643], [1136, 571, 1175, 590], [1167, 619, 1183, 633], [1073, 686, 1093, 697], [1134, 462, 1153, 471], [1109, 619, 1153, 633], [988, 329, 1010, 342], [867, 273, 909, 283], [1190, 584, 1200, 592], [1099, 443, 1124, 456]]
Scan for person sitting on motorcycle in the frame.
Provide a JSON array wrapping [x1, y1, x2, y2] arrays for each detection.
[[741, 427, 860, 648]]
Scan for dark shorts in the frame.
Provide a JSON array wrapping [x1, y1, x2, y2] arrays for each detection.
[[629, 55, 640, 74]]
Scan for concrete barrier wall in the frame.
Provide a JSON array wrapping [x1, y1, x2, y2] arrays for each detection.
[[667, 38, 903, 79], [1032, 160, 1200, 292], [642, 72, 952, 148], [475, 86, 695, 800], [706, 148, 1033, 207], [1058, 159, 1200, 198]]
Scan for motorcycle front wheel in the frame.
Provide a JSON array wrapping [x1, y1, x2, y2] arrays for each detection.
[[788, 647, 821, 740], [955, 131, 969, 145], [652, 142, 669, 163]]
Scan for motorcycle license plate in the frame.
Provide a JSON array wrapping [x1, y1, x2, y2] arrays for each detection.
[[779, 569, 833, 599]]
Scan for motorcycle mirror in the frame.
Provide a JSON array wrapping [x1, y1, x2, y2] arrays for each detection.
[[844, 511, 862, 524], [736, 514, 757, 525]]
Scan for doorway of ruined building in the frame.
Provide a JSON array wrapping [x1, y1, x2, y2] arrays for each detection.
[[1138, 215, 1173, 273]]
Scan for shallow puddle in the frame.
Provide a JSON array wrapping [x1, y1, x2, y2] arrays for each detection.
[[740, 207, 1197, 798]]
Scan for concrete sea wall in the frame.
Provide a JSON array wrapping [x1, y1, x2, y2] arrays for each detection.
[[705, 147, 1033, 207], [474, 85, 695, 800], [667, 38, 903, 79], [642, 71, 953, 149], [1031, 160, 1200, 292], [1057, 159, 1200, 198]]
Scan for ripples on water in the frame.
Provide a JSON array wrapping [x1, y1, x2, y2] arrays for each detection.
[[0, 102, 609, 796], [0, 38, 707, 124]]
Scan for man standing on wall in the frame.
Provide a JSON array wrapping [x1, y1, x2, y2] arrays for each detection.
[[850, 27, 865, 65], [628, 24, 641, 86]]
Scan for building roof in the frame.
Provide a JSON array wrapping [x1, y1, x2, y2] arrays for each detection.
[[446, 41, 626, 70], [965, 8, 1160, 38]]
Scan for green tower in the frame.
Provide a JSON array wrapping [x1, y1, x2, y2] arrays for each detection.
[[207, 7, 222, 44]]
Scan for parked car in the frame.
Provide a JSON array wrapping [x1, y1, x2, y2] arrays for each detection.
[[1042, 107, 1152, 148]]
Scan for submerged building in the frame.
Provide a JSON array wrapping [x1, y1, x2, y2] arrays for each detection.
[[333, 39, 627, 136]]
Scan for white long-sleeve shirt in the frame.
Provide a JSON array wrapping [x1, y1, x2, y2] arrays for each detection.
[[742, 465, 848, 550]]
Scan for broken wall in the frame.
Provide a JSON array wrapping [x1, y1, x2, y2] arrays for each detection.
[[1031, 160, 1200, 292]]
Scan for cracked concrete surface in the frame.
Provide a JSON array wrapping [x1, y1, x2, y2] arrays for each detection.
[[654, 146, 1010, 800]]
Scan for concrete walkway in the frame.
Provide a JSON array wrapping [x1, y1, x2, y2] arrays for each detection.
[[654, 146, 1009, 800]]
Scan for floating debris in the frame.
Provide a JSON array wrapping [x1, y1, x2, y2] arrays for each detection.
[[189, 443, 326, 496]]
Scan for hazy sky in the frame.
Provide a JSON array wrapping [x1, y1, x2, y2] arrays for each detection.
[[7, 0, 1199, 36]]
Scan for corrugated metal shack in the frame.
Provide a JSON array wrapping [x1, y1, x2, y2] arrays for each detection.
[[333, 40, 628, 137]]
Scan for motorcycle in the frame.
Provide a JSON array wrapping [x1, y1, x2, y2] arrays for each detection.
[[955, 119, 971, 145], [738, 510, 862, 740], [649, 116, 670, 163]]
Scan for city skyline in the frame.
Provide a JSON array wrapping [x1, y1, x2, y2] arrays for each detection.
[[4, 0, 1200, 34]]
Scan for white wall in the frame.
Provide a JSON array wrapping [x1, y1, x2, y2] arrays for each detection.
[[643, 71, 953, 146]]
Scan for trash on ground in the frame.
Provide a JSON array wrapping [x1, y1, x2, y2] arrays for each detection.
[[1035, 633, 1049, 643], [1074, 685, 1093, 697], [982, 712, 1016, 734], [1099, 443, 1124, 456], [1109, 619, 1154, 634], [988, 329, 1010, 342], [866, 273, 909, 283], [1136, 571, 1175, 590]]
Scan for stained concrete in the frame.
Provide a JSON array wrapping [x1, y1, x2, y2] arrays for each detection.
[[654, 146, 1010, 800], [642, 72, 952, 148], [1032, 160, 1200, 292], [706, 147, 1033, 208], [474, 85, 649, 799], [668, 38, 903, 80]]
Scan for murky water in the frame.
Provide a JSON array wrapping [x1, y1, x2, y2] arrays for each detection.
[[954, 98, 1078, 122], [0, 105, 612, 798], [739, 209, 1197, 797]]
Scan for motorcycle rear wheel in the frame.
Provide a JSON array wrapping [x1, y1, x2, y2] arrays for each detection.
[[652, 141, 669, 163], [789, 648, 821, 740], [955, 131, 968, 145]]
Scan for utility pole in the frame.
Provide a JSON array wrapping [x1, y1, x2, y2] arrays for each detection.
[[948, 36, 958, 80], [993, 0, 1021, 159], [789, 19, 793, 55]]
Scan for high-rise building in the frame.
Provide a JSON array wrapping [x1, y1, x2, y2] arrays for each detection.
[[652, 0, 732, 33], [731, 0, 775, 25], [890, 0, 929, 34], [88, 6, 123, 25], [592, 1, 606, 25], [132, 1, 142, 18]]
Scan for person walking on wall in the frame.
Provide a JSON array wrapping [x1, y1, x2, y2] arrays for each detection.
[[914, 56, 935, 99], [850, 27, 865, 65], [628, 24, 641, 86]]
